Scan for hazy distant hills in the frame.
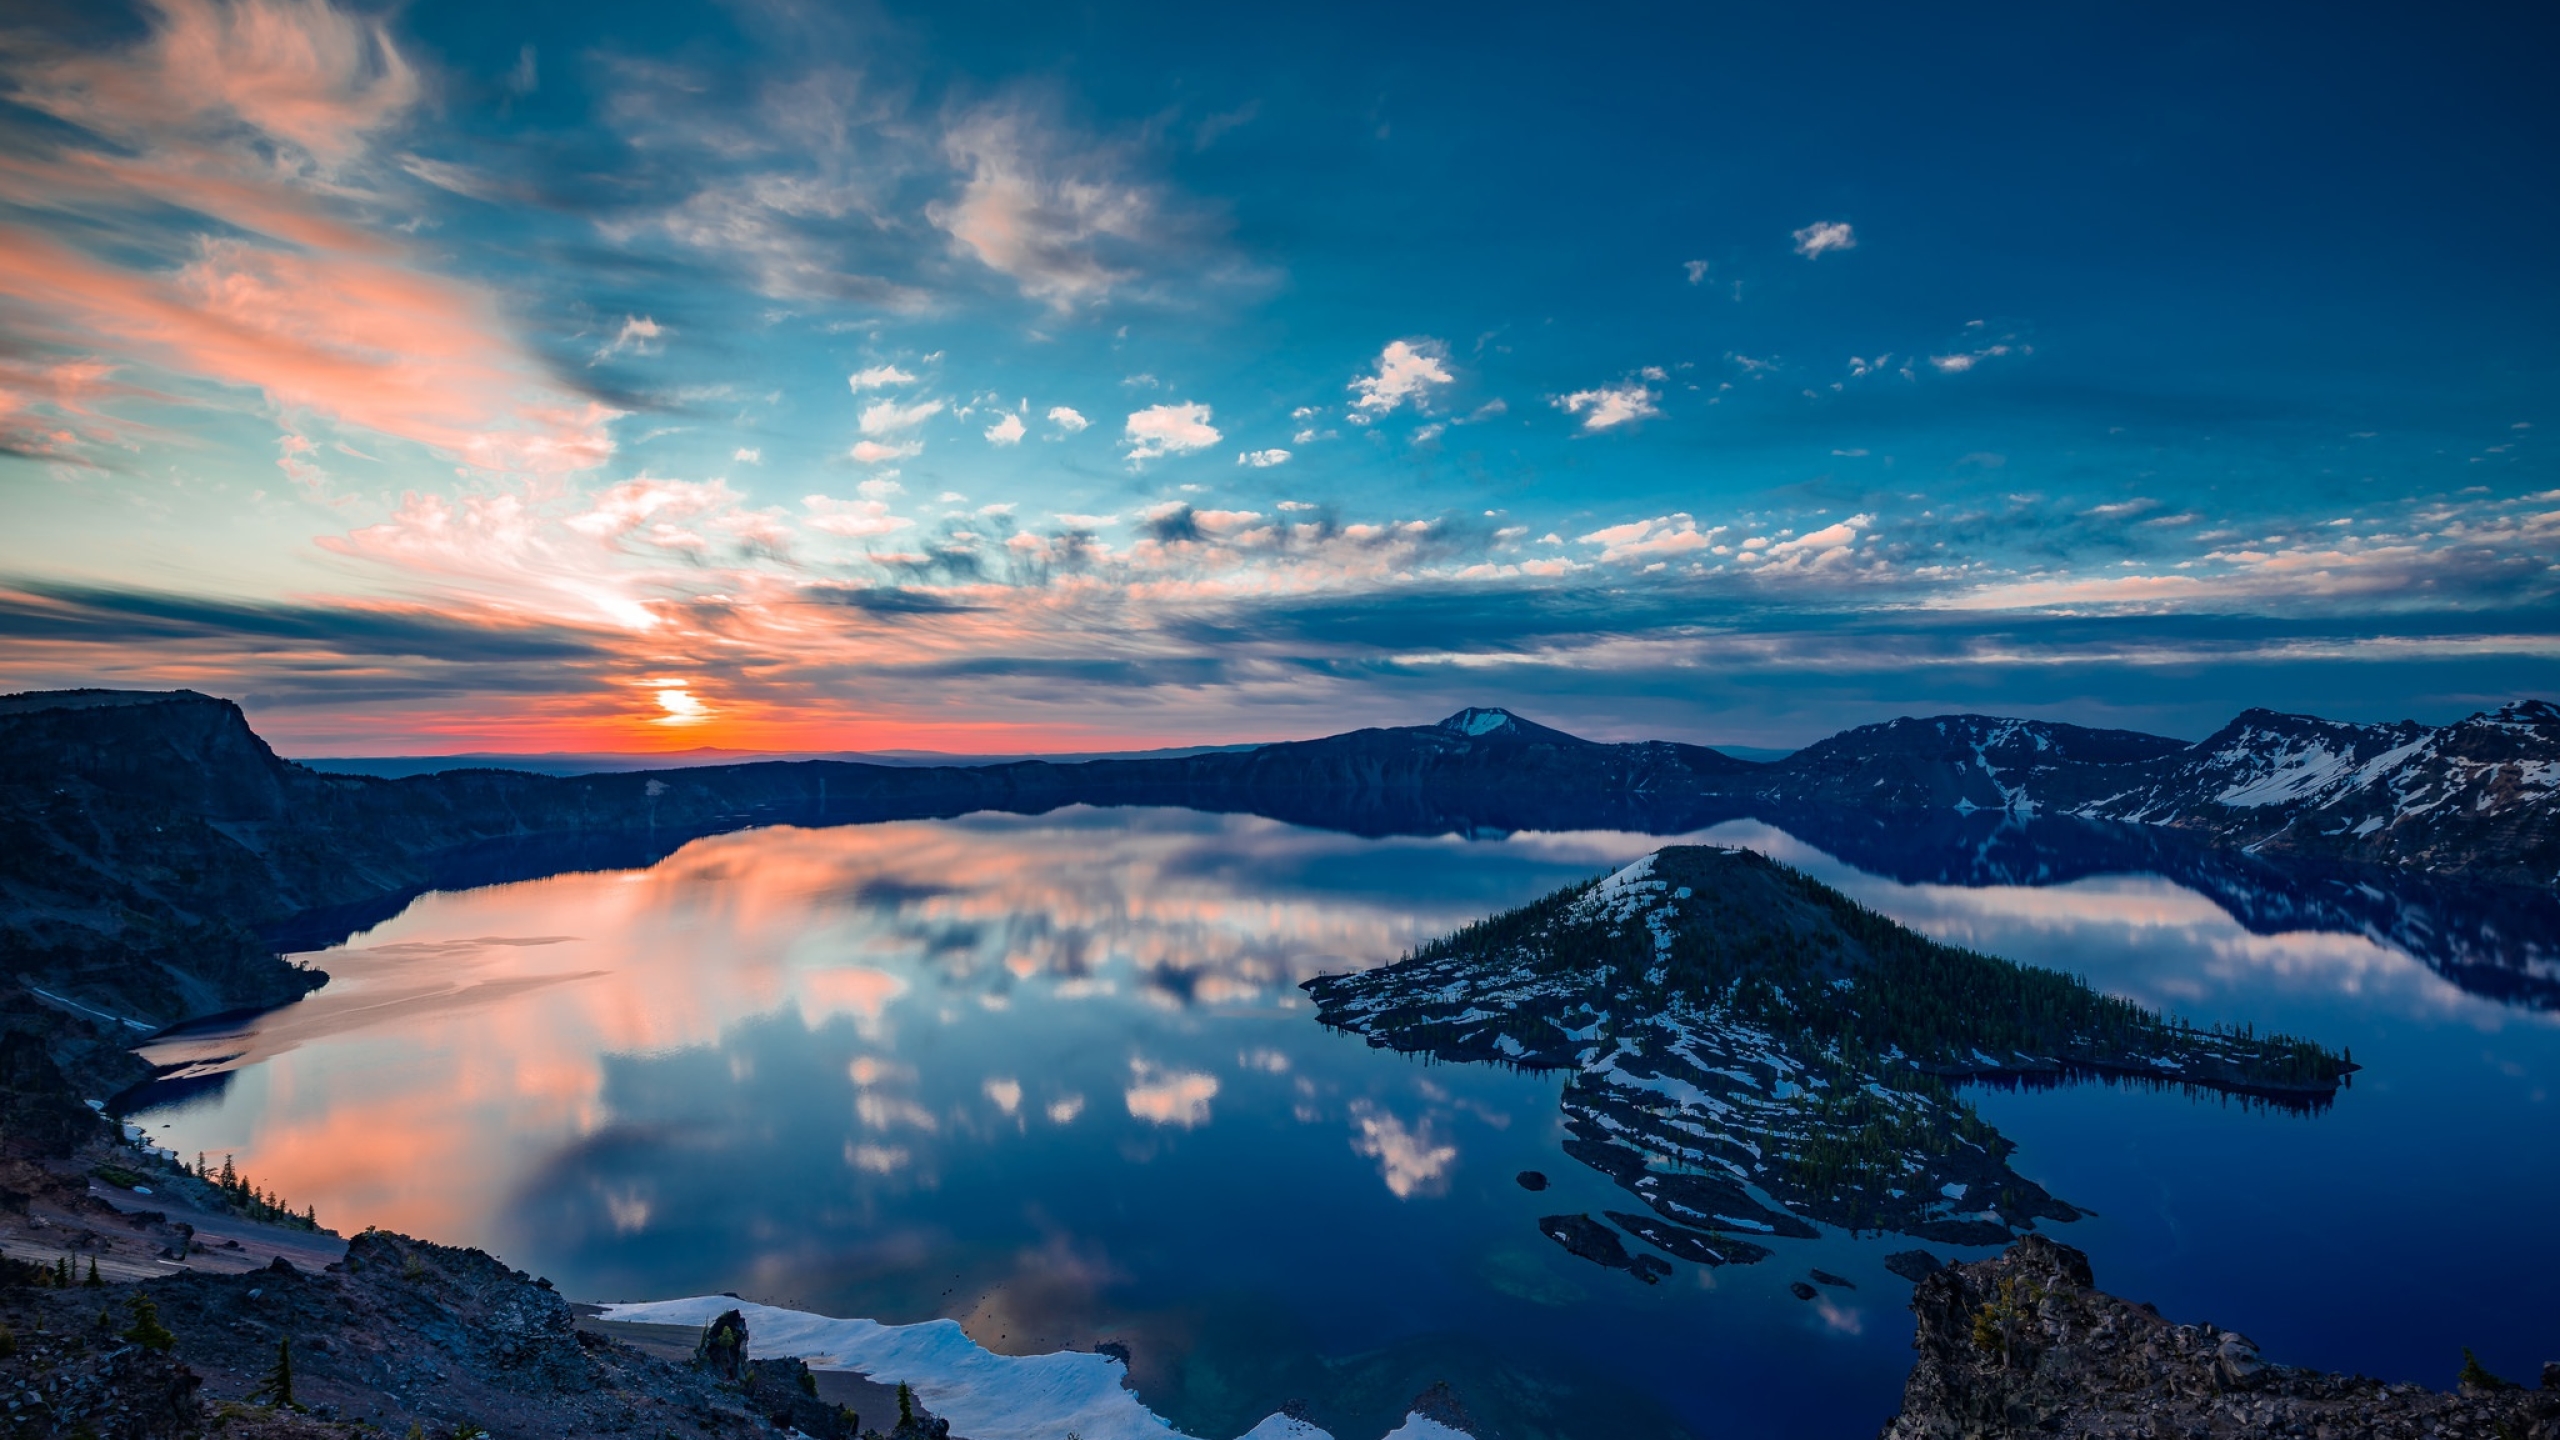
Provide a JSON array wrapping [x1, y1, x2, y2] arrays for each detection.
[[2, 687, 2555, 1110]]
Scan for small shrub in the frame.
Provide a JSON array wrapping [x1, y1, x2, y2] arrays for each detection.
[[2460, 1348, 2514, 1391]]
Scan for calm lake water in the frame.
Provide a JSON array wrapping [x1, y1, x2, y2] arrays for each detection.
[[133, 807, 2560, 1439]]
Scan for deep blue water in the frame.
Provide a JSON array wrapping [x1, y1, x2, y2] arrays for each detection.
[[133, 807, 2560, 1439]]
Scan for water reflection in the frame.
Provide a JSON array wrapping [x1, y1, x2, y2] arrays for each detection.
[[128, 806, 2560, 1440]]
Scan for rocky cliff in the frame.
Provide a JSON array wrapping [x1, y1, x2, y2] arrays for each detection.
[[1882, 1235, 2559, 1439]]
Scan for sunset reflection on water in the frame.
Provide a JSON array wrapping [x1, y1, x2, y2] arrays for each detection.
[[138, 808, 1660, 1244], [127, 807, 2560, 1440]]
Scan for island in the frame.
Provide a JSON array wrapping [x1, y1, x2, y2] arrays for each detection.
[[1305, 846, 2354, 1265]]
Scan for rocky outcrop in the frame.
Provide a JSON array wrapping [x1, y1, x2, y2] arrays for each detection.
[[0, 1222, 862, 1439], [1882, 1235, 2560, 1439]]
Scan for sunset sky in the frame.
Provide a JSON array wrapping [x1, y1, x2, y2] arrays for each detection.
[[0, 0, 2551, 754]]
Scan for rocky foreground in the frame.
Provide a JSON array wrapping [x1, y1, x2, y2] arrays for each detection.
[[1884, 1235, 2559, 1439], [0, 1138, 926, 1440]]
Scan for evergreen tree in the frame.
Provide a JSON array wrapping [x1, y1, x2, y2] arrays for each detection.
[[248, 1335, 297, 1409], [122, 1293, 175, 1353], [83, 1256, 101, 1287]]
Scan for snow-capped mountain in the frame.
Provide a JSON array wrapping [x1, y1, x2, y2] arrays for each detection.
[[2062, 701, 2560, 883], [1743, 702, 2560, 886]]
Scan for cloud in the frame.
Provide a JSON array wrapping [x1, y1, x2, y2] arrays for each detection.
[[1124, 401, 1220, 461], [1348, 338, 1454, 416], [602, 64, 926, 307], [1124, 1060, 1217, 1127], [1792, 220, 1856, 258], [1047, 405, 1089, 433], [985, 412, 1025, 446], [1579, 514, 1716, 562], [1931, 343, 2017, 374], [802, 493, 912, 538], [0, 230, 618, 477], [1684, 259, 1710, 284], [1238, 448, 1290, 467], [850, 439, 921, 464], [850, 365, 918, 391], [859, 397, 943, 435], [595, 315, 663, 361], [0, 0, 614, 477], [733, 447, 762, 464], [928, 105, 1158, 309], [1554, 381, 1660, 431], [1347, 1100, 1456, 1199], [16, 0, 421, 171]]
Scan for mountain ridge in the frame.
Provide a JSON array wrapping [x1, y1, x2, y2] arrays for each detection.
[[1, 688, 2551, 1141]]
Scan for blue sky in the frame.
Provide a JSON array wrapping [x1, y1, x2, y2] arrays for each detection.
[[0, 0, 2551, 752]]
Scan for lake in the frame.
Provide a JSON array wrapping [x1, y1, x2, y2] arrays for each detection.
[[131, 806, 2560, 1439]]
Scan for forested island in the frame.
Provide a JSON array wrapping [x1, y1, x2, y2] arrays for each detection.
[[1306, 846, 2355, 1264]]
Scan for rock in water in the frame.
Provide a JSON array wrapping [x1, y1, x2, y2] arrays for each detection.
[[1810, 1268, 1855, 1289], [1787, 1281, 1817, 1301], [1603, 1210, 1770, 1268], [1883, 1250, 1943, 1283], [1537, 1213, 1671, 1283], [1515, 1170, 1548, 1191], [1880, 1235, 2560, 1438]]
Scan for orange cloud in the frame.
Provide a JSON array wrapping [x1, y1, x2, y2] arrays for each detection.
[[0, 0, 613, 475]]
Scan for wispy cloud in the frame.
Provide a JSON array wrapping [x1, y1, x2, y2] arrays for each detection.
[[859, 397, 943, 435], [0, 0, 616, 477], [929, 104, 1158, 309], [1792, 220, 1856, 258]]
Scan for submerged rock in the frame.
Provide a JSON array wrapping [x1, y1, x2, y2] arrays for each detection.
[[1514, 1170, 1547, 1191], [1882, 1250, 1943, 1283], [1880, 1235, 2560, 1438]]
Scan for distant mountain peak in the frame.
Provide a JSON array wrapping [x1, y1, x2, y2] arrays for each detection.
[[1437, 706, 1529, 737]]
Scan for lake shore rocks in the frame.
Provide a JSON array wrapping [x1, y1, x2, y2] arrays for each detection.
[[1881, 1235, 2560, 1439]]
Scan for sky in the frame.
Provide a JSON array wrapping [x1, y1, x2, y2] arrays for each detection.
[[0, 0, 2553, 755]]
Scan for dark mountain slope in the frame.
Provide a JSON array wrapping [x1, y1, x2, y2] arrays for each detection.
[[1766, 715, 2189, 812]]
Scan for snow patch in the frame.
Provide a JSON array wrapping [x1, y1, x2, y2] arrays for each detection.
[[597, 1297, 1450, 1440]]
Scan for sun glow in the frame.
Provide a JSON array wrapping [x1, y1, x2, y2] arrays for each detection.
[[645, 678, 712, 726]]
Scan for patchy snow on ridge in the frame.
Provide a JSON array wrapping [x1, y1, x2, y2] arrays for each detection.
[[597, 1296, 1447, 1440], [1439, 707, 1518, 737]]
